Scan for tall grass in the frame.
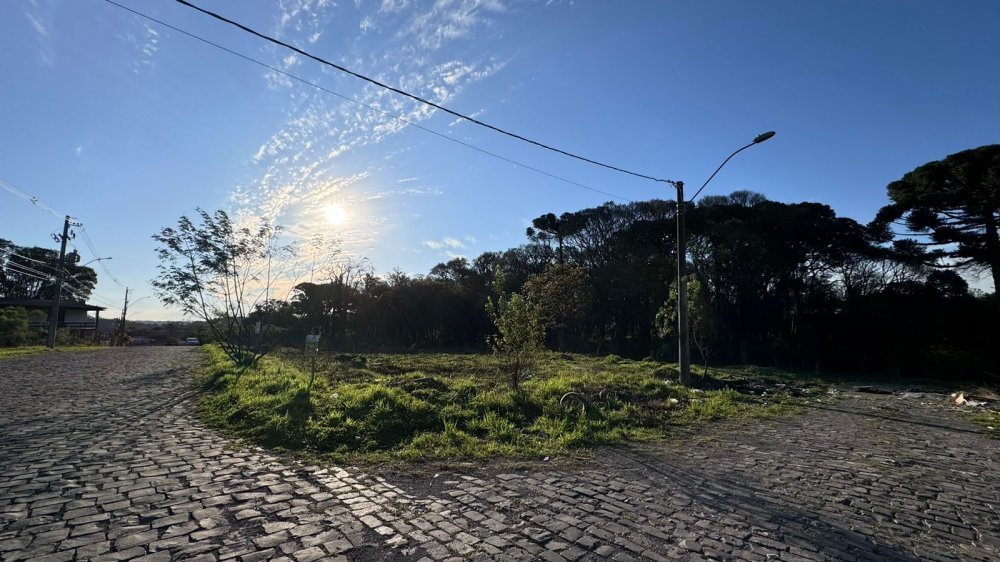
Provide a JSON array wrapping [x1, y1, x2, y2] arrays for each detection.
[[197, 346, 798, 461]]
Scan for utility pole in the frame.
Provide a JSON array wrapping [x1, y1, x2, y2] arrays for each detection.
[[118, 287, 130, 345], [46, 216, 71, 349], [674, 182, 692, 386], [671, 131, 776, 387]]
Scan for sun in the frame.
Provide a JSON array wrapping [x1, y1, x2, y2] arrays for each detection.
[[323, 204, 348, 225]]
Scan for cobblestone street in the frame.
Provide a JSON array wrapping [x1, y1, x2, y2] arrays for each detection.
[[1, 347, 998, 561]]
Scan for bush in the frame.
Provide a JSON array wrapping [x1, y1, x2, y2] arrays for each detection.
[[0, 307, 31, 347], [485, 271, 543, 390]]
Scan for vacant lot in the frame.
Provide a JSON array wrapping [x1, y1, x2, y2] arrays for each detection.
[[1, 347, 998, 561], [198, 347, 800, 462]]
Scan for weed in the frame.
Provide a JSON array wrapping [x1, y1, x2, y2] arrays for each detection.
[[197, 345, 804, 462]]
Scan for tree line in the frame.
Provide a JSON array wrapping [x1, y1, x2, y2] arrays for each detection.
[[154, 145, 1000, 381]]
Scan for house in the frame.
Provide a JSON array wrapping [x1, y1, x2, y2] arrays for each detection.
[[0, 299, 106, 335]]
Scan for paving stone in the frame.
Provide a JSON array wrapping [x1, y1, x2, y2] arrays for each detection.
[[2, 348, 999, 562]]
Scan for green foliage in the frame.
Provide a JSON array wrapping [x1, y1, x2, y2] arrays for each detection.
[[152, 209, 287, 368], [875, 144, 1000, 290], [198, 346, 798, 462], [656, 277, 716, 375], [485, 270, 544, 390], [0, 307, 31, 346], [971, 407, 1000, 440], [524, 264, 592, 351]]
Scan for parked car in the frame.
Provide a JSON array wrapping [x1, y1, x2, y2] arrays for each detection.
[[183, 337, 201, 346]]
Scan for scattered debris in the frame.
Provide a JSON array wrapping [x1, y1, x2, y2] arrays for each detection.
[[559, 391, 590, 413], [542, 456, 550, 462], [949, 392, 991, 407]]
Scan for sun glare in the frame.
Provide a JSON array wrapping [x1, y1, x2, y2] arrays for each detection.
[[323, 204, 348, 225]]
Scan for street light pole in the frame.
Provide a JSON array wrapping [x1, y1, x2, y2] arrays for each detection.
[[674, 180, 692, 386], [674, 131, 775, 386]]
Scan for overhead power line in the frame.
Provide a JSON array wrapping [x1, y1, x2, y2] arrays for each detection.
[[0, 177, 68, 219], [2, 263, 117, 307], [4, 250, 118, 306], [2, 263, 51, 284], [6, 251, 61, 272], [80, 227, 126, 289], [99, 1, 632, 202], [3, 261, 54, 281], [0, 176, 126, 297], [0, 263, 88, 301], [169, 0, 670, 186]]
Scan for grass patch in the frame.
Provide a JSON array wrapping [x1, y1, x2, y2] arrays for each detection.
[[0, 345, 105, 360], [971, 409, 1000, 439], [963, 388, 1000, 439], [196, 346, 802, 462]]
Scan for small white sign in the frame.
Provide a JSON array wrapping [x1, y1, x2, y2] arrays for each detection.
[[305, 334, 320, 354]]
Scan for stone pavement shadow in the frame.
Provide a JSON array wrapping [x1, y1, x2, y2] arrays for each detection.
[[800, 401, 984, 435], [611, 446, 923, 561]]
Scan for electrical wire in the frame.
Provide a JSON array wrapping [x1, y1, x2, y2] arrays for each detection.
[[4, 261, 54, 281], [4, 249, 118, 306], [6, 251, 60, 272], [2, 264, 51, 283], [2, 260, 114, 305], [0, 180, 122, 305], [0, 177, 68, 219], [169, 0, 670, 185], [79, 227, 127, 289], [0, 262, 89, 301], [99, 0, 636, 202]]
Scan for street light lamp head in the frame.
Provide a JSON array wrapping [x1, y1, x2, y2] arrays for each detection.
[[81, 256, 112, 267], [753, 131, 776, 144]]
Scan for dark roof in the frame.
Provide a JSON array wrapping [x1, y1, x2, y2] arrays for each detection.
[[0, 299, 107, 312]]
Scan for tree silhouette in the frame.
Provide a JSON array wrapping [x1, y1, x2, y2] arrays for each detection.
[[875, 144, 1000, 290]]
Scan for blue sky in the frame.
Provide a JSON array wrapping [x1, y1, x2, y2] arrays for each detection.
[[2, 0, 999, 320]]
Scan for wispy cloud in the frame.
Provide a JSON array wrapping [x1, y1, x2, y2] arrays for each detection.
[[23, 0, 56, 66], [449, 108, 486, 127], [356, 186, 442, 202], [117, 21, 162, 74], [404, 0, 508, 51], [422, 236, 465, 250], [235, 0, 511, 263]]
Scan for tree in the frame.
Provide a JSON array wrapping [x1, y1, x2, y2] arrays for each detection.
[[485, 270, 543, 390], [657, 278, 716, 377], [875, 144, 1000, 291], [523, 264, 592, 351], [151, 209, 287, 367]]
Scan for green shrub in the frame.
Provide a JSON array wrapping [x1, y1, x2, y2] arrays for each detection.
[[0, 307, 30, 347]]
